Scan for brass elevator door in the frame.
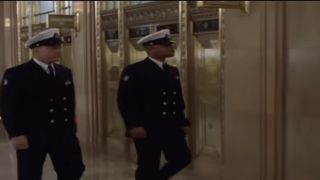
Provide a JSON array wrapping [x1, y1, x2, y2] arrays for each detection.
[[194, 33, 222, 155], [60, 43, 72, 68], [59, 30, 73, 68], [20, 42, 30, 62], [103, 40, 124, 139]]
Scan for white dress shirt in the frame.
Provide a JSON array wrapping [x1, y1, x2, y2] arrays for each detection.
[[33, 58, 55, 76], [148, 56, 166, 70]]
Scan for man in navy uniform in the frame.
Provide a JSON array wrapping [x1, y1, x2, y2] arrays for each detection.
[[0, 28, 85, 180], [117, 29, 191, 180]]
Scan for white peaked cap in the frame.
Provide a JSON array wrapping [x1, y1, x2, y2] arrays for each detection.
[[24, 28, 60, 48], [137, 29, 171, 45]]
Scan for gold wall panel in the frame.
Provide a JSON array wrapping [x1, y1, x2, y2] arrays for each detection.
[[60, 43, 73, 68], [221, 2, 287, 180], [285, 2, 320, 180], [2, 1, 19, 67], [0, 2, 4, 76], [125, 1, 179, 27]]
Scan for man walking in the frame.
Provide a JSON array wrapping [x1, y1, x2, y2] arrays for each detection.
[[0, 28, 85, 180], [117, 29, 191, 180]]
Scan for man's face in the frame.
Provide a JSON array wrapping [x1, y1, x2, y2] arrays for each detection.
[[150, 43, 175, 59], [33, 45, 62, 64]]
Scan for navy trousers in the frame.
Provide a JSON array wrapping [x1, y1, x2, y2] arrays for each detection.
[[133, 128, 191, 180], [16, 132, 85, 180]]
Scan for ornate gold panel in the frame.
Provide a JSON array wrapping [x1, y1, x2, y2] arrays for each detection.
[[101, 9, 118, 30], [125, 1, 179, 27]]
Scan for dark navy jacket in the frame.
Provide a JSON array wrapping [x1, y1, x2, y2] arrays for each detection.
[[0, 60, 76, 138], [117, 58, 189, 136]]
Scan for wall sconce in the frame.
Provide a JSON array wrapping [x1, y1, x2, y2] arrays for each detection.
[[74, 12, 80, 32]]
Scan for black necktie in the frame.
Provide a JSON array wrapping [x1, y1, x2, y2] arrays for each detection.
[[48, 65, 55, 77]]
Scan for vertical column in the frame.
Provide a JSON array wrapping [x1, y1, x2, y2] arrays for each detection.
[[179, 1, 196, 156], [222, 2, 270, 180], [219, 8, 226, 164], [28, 2, 33, 59], [87, 1, 99, 146], [118, 1, 129, 67], [71, 1, 100, 146], [16, 2, 21, 64], [118, 0, 131, 151], [3, 1, 18, 67], [71, 1, 87, 144], [274, 3, 285, 180], [0, 1, 4, 77], [94, 0, 103, 146]]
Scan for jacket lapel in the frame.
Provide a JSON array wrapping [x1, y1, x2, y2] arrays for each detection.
[[27, 59, 50, 78], [145, 58, 165, 74]]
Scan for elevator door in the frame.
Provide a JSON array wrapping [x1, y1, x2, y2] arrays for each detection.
[[20, 28, 31, 62], [59, 30, 73, 68], [103, 40, 124, 140], [60, 44, 72, 68], [194, 33, 222, 155]]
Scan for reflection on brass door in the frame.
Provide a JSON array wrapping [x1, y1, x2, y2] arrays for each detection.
[[60, 44, 72, 68], [194, 33, 222, 155]]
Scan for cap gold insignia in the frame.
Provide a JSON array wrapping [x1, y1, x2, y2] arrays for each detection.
[[123, 75, 129, 81], [65, 80, 72, 86], [3, 79, 8, 86]]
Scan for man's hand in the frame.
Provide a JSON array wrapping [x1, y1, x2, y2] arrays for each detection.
[[128, 127, 147, 138], [11, 135, 29, 150]]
